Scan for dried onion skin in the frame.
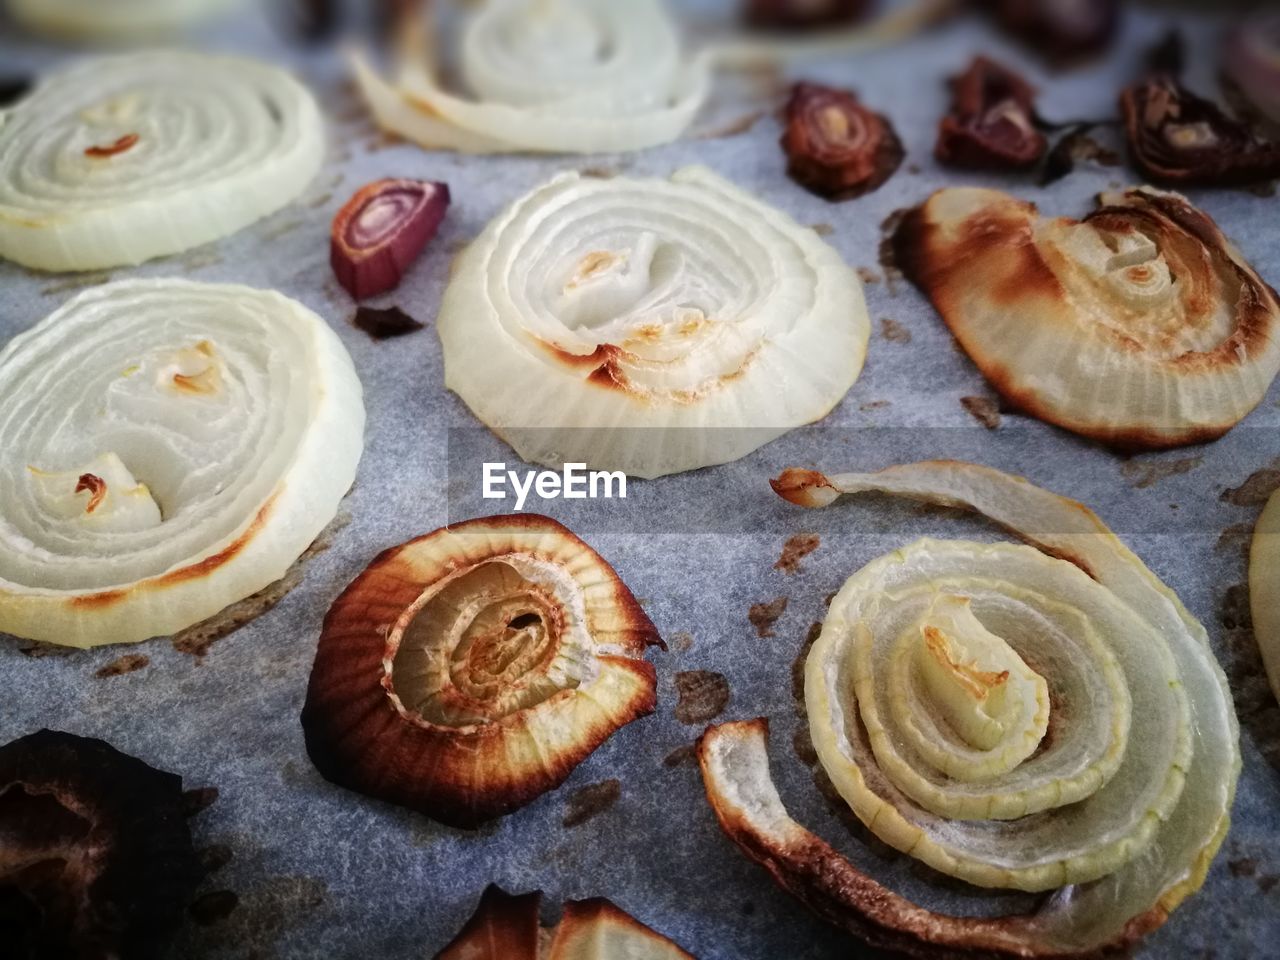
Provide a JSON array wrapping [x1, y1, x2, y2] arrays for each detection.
[[0, 51, 323, 272], [438, 166, 869, 478], [1251, 491, 1280, 706], [711, 460, 1238, 958], [0, 279, 365, 647], [302, 515, 661, 829], [895, 186, 1280, 448]]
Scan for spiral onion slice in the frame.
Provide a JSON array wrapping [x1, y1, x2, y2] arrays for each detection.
[[301, 515, 661, 828], [0, 51, 323, 272], [4, 0, 242, 40], [438, 166, 868, 478], [0, 279, 365, 648], [709, 460, 1237, 956], [352, 0, 710, 155], [896, 186, 1280, 448], [1251, 491, 1280, 705]]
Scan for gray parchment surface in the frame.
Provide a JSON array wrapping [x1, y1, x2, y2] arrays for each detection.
[[1, 3, 1278, 958]]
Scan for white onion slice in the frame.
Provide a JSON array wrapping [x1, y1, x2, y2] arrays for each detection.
[[4, 0, 243, 41], [0, 51, 323, 272], [1251, 491, 1280, 705], [0, 279, 365, 648], [437, 166, 869, 478], [897, 186, 1280, 448], [352, 0, 711, 155], [756, 461, 1239, 953]]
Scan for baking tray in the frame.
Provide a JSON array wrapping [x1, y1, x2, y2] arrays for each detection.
[[1, 2, 1278, 957]]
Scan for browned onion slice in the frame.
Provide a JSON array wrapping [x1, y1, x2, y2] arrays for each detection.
[[781, 82, 904, 200], [744, 0, 870, 31], [301, 515, 661, 828], [1120, 75, 1280, 187], [973, 0, 1119, 63], [330, 178, 450, 300], [935, 57, 1046, 170]]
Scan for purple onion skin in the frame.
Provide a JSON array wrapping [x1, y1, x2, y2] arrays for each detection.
[[331, 179, 451, 301]]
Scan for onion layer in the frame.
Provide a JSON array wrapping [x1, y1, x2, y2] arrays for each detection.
[[4, 0, 242, 40], [352, 0, 710, 155], [1251, 491, 1280, 705], [718, 460, 1237, 956], [0, 51, 323, 272], [896, 186, 1280, 448], [302, 515, 661, 828], [438, 166, 868, 478], [0, 279, 365, 647]]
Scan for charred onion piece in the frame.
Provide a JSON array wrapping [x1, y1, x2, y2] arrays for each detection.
[[935, 56, 1046, 170], [0, 730, 201, 959], [744, 0, 869, 31], [331, 178, 450, 300], [781, 82, 904, 200], [895, 186, 1280, 448], [302, 515, 661, 828], [1121, 74, 1280, 186], [436, 885, 695, 959], [1251, 491, 1280, 706], [973, 0, 1119, 63], [1226, 15, 1280, 124]]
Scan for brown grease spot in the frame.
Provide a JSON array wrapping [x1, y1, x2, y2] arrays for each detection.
[[1230, 858, 1258, 878], [961, 396, 1001, 429], [182, 786, 219, 817], [670, 631, 694, 653], [775, 533, 820, 574], [663, 744, 698, 768], [674, 671, 730, 724], [198, 844, 234, 876], [189, 890, 239, 926], [879, 318, 911, 343], [749, 596, 789, 637], [95, 653, 149, 678], [811, 223, 835, 236], [1221, 458, 1280, 506], [856, 267, 880, 284], [1121, 456, 1203, 490], [562, 779, 620, 827]]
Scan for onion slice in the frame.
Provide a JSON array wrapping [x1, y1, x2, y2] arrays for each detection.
[[935, 57, 1046, 170], [895, 186, 1280, 448], [437, 166, 869, 478], [301, 515, 661, 828], [1251, 491, 1280, 705], [781, 82, 904, 200], [351, 0, 711, 155], [330, 178, 450, 300], [0, 51, 323, 272], [0, 279, 365, 647], [722, 460, 1238, 956], [3, 0, 243, 40], [1226, 14, 1280, 124], [436, 885, 695, 959]]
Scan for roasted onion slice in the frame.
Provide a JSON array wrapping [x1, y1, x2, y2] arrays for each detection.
[[302, 515, 661, 828], [436, 885, 695, 959], [0, 51, 322, 272], [438, 166, 869, 478], [1251, 490, 1280, 706], [781, 82, 904, 200], [0, 279, 365, 647], [352, 0, 709, 155], [1120, 74, 1280, 187], [698, 461, 1238, 958], [4, 0, 242, 40], [935, 57, 1046, 171], [896, 186, 1280, 448]]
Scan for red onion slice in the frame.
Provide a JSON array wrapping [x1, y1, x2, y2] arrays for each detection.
[[330, 178, 450, 300]]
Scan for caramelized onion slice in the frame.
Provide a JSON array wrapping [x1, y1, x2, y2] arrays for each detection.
[[302, 515, 661, 828], [438, 166, 868, 478], [0, 730, 201, 959], [0, 51, 322, 272], [935, 56, 1046, 170], [758, 460, 1237, 955], [1120, 75, 1280, 187], [1251, 491, 1280, 705], [0, 279, 365, 647], [895, 185, 1280, 448], [744, 0, 869, 31], [781, 82, 904, 200], [436, 885, 695, 959], [973, 0, 1119, 64]]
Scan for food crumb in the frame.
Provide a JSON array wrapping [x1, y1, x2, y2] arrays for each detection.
[[562, 779, 621, 827], [95, 653, 150, 678], [749, 596, 789, 637], [674, 671, 731, 724], [775, 533, 820, 574]]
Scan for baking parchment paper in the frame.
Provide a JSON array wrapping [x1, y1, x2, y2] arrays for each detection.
[[1, 3, 1277, 957]]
